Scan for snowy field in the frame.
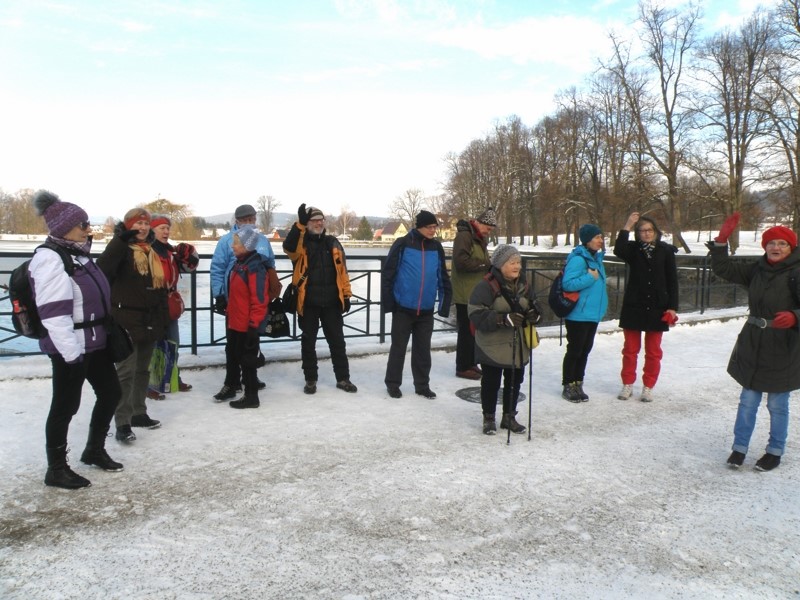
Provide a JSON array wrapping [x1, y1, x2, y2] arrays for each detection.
[[1, 310, 799, 599]]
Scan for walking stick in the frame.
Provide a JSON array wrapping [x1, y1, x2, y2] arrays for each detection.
[[507, 324, 518, 446], [527, 339, 533, 441]]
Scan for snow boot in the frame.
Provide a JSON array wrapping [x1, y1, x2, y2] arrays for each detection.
[[562, 382, 582, 403], [576, 380, 589, 401], [45, 444, 91, 489], [80, 426, 123, 472], [304, 380, 317, 394], [482, 414, 497, 435], [500, 413, 526, 434]]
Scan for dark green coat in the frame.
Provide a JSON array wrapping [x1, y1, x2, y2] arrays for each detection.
[[710, 244, 800, 392], [451, 220, 490, 305]]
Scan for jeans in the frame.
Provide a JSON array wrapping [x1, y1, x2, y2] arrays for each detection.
[[732, 388, 791, 456]]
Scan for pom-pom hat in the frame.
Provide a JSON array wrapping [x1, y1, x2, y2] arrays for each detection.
[[32, 190, 89, 238]]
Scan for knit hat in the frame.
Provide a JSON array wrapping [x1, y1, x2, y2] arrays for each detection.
[[491, 244, 520, 268], [476, 207, 497, 227], [32, 190, 89, 238], [236, 224, 260, 251], [579, 223, 602, 245], [308, 206, 324, 221], [150, 214, 171, 229], [761, 225, 798, 250], [234, 204, 256, 219], [415, 210, 438, 228], [123, 208, 150, 231]]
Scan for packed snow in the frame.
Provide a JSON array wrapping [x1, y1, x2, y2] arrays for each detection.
[[1, 308, 799, 599]]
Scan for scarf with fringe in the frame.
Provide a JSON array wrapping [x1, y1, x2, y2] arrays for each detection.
[[130, 242, 166, 288]]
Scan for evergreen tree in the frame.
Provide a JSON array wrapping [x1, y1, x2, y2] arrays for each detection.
[[353, 216, 374, 241]]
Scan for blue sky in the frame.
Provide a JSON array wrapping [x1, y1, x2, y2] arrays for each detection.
[[0, 0, 776, 221]]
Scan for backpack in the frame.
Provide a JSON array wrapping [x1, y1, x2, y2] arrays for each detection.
[[548, 256, 586, 318], [6, 242, 76, 339]]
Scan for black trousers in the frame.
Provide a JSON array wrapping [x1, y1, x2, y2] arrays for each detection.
[[227, 329, 259, 397], [46, 350, 121, 448], [384, 309, 434, 391], [298, 304, 349, 382], [455, 303, 476, 372], [480, 363, 525, 416], [562, 320, 599, 385]]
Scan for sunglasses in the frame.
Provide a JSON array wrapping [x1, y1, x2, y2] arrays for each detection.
[[79, 221, 91, 231]]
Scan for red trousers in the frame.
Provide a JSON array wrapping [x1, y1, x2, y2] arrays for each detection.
[[621, 329, 663, 388]]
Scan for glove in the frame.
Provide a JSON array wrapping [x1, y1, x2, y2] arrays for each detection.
[[298, 203, 310, 226], [214, 295, 228, 315], [245, 327, 260, 348], [119, 228, 139, 243], [714, 212, 741, 243], [506, 312, 525, 327], [661, 311, 679, 326], [772, 311, 797, 329], [343, 298, 351, 313], [438, 305, 450, 318], [175, 243, 199, 270], [525, 302, 542, 324]]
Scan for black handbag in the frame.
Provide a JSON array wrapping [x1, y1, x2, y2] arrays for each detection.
[[264, 298, 291, 338], [105, 316, 134, 363], [282, 269, 307, 315]]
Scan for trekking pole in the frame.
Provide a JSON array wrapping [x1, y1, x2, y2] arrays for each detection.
[[507, 324, 518, 446], [527, 339, 533, 441]]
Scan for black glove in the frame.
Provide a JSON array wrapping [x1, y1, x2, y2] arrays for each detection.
[[298, 203, 310, 226], [245, 327, 260, 348], [119, 228, 139, 243], [343, 298, 351, 313], [506, 312, 525, 327], [438, 305, 450, 318], [525, 304, 542, 325], [214, 295, 227, 315]]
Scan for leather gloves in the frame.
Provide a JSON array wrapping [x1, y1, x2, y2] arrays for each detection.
[[773, 311, 797, 329], [715, 212, 741, 243], [525, 301, 542, 324], [505, 312, 525, 327], [214, 295, 227, 316], [298, 203, 310, 226]]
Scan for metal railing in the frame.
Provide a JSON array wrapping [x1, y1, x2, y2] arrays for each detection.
[[0, 251, 750, 358]]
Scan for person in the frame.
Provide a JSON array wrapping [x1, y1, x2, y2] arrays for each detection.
[[283, 204, 357, 394], [210, 204, 275, 401], [382, 210, 452, 399], [451, 207, 496, 380], [708, 213, 800, 472], [149, 215, 199, 394], [29, 190, 124, 488], [561, 223, 608, 403], [469, 245, 540, 435], [224, 225, 271, 408], [97, 208, 170, 442], [613, 212, 679, 402]]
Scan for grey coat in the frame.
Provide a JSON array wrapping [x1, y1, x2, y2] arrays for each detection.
[[710, 244, 800, 392]]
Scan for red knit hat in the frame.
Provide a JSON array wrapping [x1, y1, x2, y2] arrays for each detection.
[[761, 226, 798, 250]]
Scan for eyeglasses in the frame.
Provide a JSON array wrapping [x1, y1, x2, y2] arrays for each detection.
[[638, 228, 654, 233], [309, 218, 325, 223], [766, 240, 790, 248]]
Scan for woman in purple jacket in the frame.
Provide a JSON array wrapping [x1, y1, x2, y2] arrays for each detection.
[[29, 190, 123, 489]]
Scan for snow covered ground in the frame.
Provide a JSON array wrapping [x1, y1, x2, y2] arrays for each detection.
[[1, 309, 799, 599]]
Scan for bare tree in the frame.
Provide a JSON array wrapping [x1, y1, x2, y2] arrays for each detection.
[[143, 198, 198, 240], [256, 195, 280, 233], [391, 189, 427, 229]]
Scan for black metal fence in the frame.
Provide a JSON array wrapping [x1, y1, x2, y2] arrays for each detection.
[[0, 250, 751, 358]]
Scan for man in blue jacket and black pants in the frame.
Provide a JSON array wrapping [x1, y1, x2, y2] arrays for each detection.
[[382, 210, 452, 399]]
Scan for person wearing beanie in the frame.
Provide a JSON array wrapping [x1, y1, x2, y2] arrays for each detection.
[[469, 244, 541, 435], [28, 190, 124, 488], [560, 223, 608, 403], [209, 203, 275, 401], [148, 214, 199, 398], [381, 210, 453, 399], [97, 207, 169, 442], [283, 204, 357, 395], [451, 207, 495, 380], [708, 213, 800, 472], [613, 212, 679, 403], [218, 225, 272, 408]]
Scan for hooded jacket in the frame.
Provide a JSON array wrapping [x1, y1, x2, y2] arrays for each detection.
[[451, 219, 490, 305]]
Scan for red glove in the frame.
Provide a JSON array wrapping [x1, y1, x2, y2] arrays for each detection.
[[661, 311, 678, 326], [772, 311, 797, 329], [714, 212, 741, 243]]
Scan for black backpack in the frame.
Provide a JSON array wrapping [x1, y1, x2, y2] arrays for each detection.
[[547, 256, 587, 318], [5, 242, 75, 339]]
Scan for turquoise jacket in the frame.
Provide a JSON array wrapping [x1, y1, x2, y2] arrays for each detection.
[[562, 245, 608, 323]]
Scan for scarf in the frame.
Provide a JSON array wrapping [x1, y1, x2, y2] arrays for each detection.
[[640, 242, 655, 260], [130, 242, 166, 288], [47, 235, 92, 256]]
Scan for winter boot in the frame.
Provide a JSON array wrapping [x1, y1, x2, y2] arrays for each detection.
[[115, 425, 136, 443], [576, 380, 589, 401], [562, 382, 582, 403], [131, 414, 162, 429], [482, 414, 497, 435], [617, 384, 633, 400], [80, 427, 124, 472], [336, 380, 358, 393], [229, 395, 260, 409], [755, 453, 781, 472], [45, 445, 91, 489], [500, 413, 526, 434], [387, 386, 402, 398], [415, 388, 437, 399], [727, 451, 746, 468], [304, 380, 317, 394]]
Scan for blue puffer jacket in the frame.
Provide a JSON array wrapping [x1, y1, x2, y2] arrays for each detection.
[[562, 245, 608, 323], [382, 229, 452, 316]]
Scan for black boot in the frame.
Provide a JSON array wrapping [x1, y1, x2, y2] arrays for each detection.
[[230, 395, 260, 409], [45, 444, 91, 489], [500, 413, 526, 434], [80, 427, 124, 472], [576, 380, 589, 401], [482, 414, 497, 435]]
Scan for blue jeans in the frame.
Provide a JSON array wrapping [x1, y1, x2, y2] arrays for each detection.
[[732, 388, 791, 456]]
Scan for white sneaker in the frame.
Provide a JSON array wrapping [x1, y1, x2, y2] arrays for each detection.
[[640, 386, 654, 402], [617, 384, 633, 400]]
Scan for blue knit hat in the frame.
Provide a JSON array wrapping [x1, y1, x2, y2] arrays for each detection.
[[579, 223, 602, 245], [236, 224, 260, 251]]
